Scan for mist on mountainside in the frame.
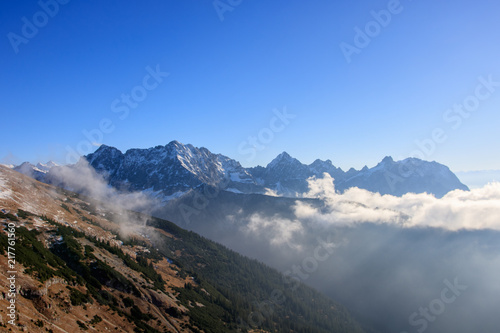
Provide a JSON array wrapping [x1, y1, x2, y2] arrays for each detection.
[[44, 159, 160, 238], [11, 156, 500, 332], [157, 174, 500, 333]]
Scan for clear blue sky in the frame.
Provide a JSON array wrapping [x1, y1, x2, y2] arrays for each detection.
[[1, 0, 500, 171]]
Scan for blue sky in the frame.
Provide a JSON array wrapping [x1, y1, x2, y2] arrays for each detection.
[[1, 0, 500, 172]]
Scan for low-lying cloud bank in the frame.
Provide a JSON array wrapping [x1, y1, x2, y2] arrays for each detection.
[[296, 173, 500, 231], [234, 174, 500, 333]]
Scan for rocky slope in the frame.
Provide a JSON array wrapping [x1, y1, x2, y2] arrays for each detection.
[[0, 165, 369, 333]]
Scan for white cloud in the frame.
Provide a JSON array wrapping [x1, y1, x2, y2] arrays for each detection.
[[244, 213, 304, 250], [298, 173, 500, 231], [48, 159, 158, 236]]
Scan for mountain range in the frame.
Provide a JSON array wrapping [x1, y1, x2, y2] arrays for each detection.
[[84, 141, 468, 198], [12, 140, 469, 199]]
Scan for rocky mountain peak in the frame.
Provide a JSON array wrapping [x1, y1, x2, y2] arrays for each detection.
[[380, 156, 394, 165], [267, 151, 296, 168]]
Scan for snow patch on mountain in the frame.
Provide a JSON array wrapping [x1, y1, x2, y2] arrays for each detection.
[[0, 171, 13, 200], [226, 188, 244, 194]]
